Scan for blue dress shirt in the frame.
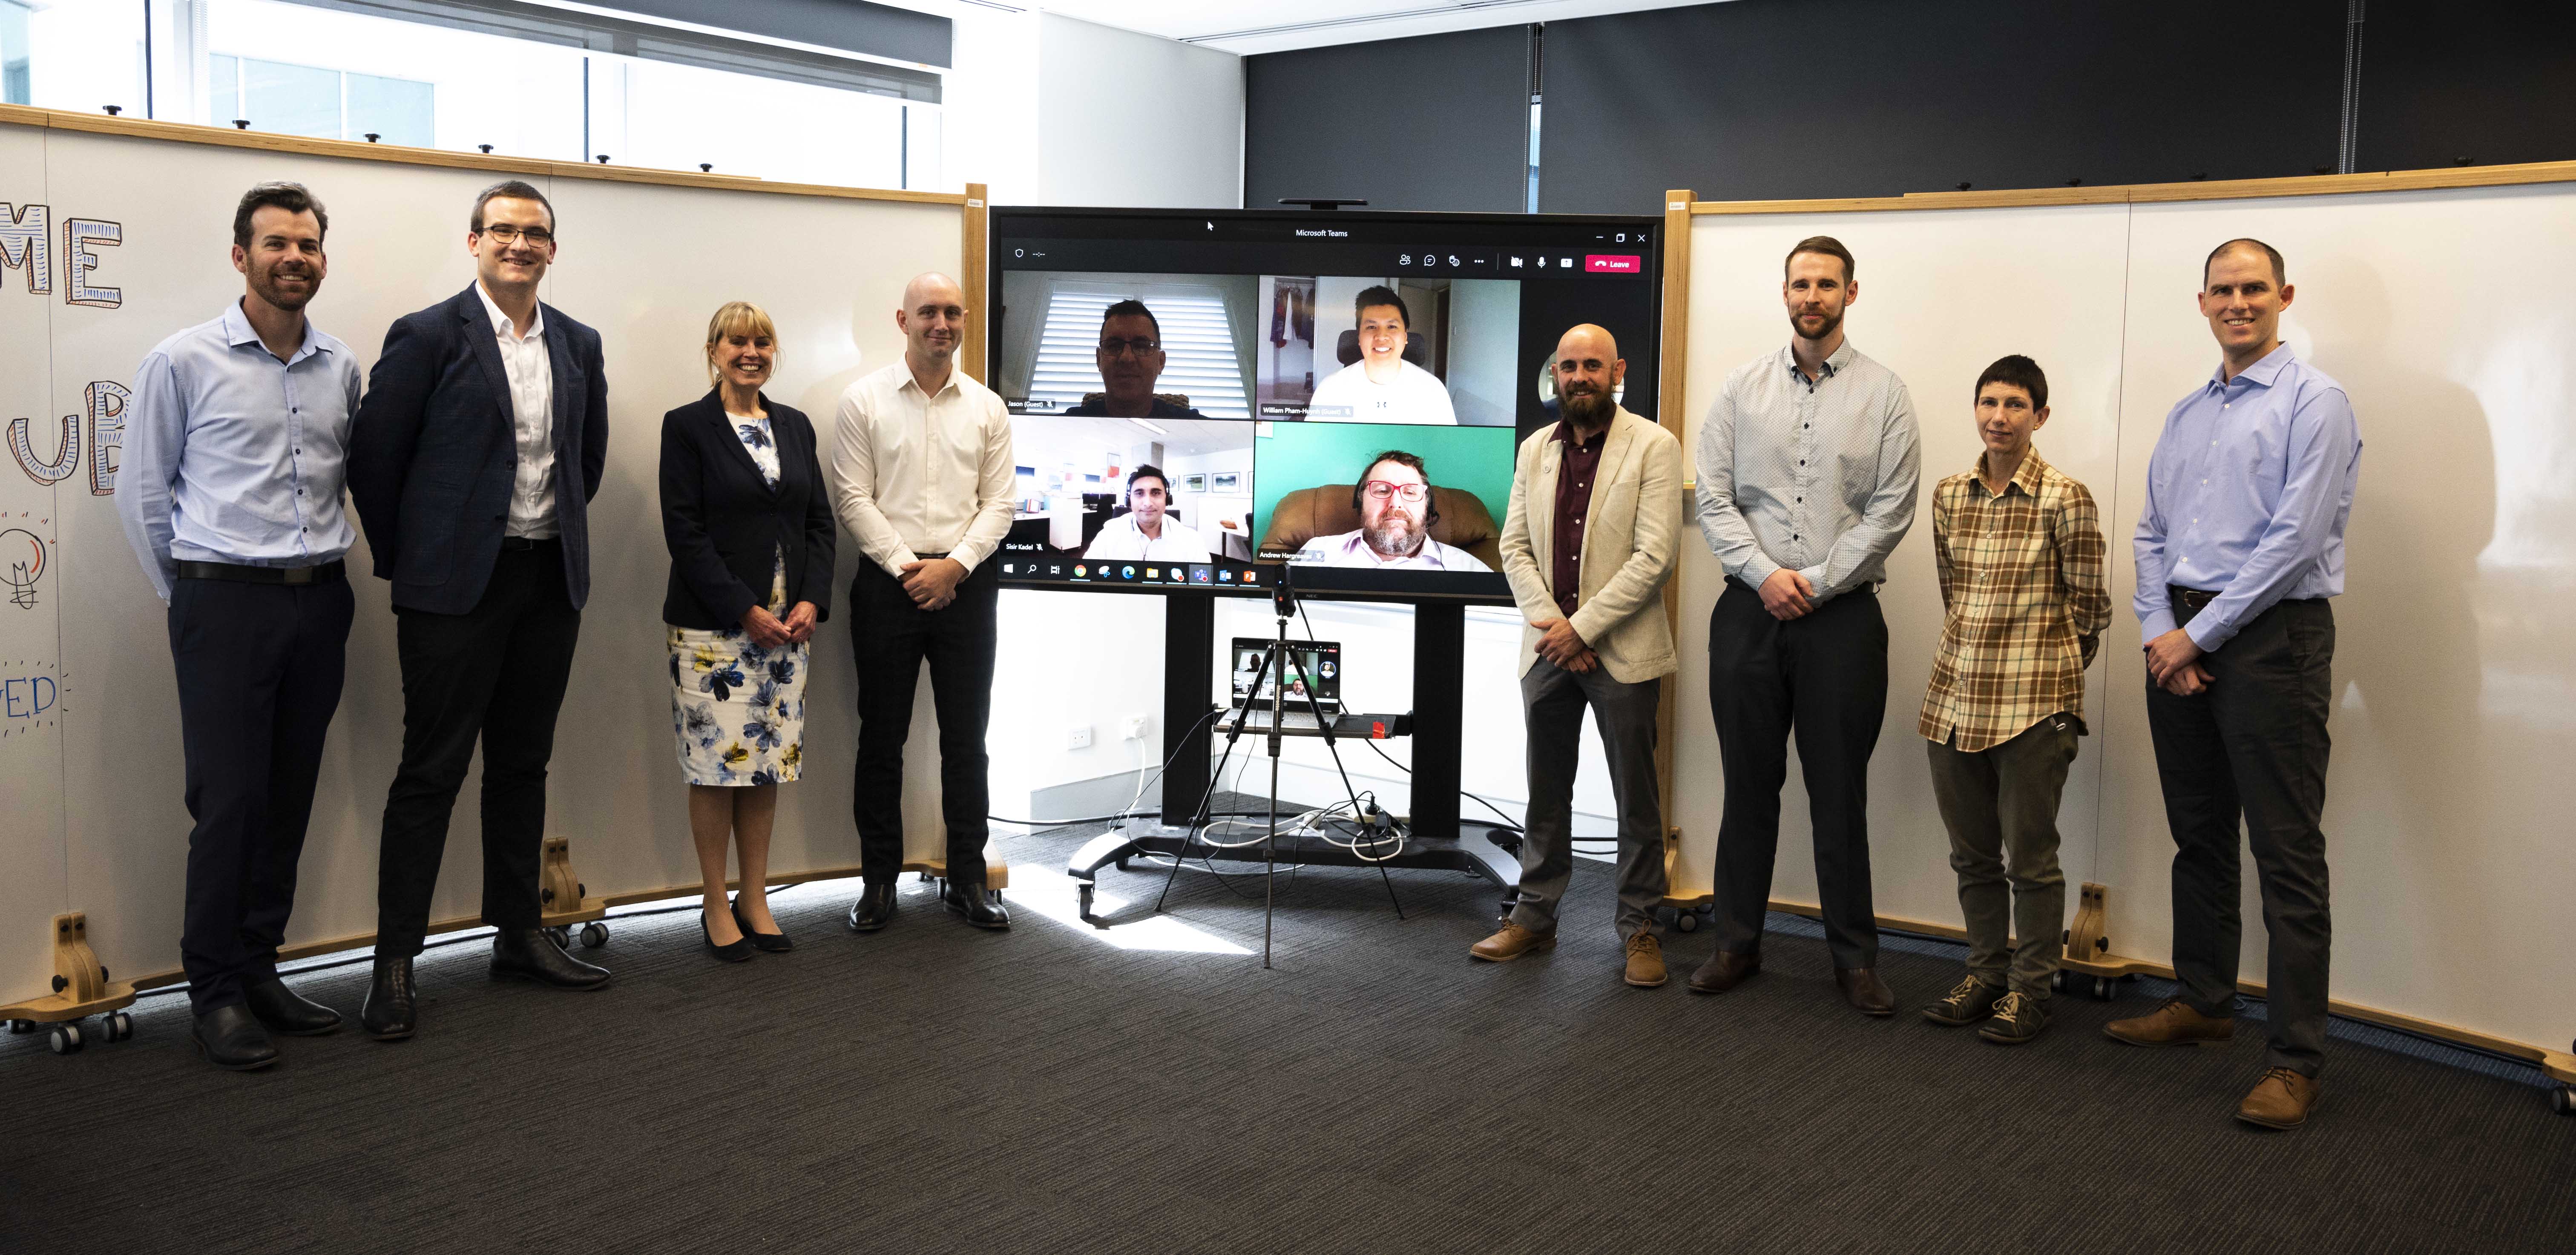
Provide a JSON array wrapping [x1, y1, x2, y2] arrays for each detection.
[[2133, 343, 2362, 652], [117, 301, 361, 600]]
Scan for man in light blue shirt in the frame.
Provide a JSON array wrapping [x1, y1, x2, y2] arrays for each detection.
[[115, 182, 360, 1072], [2106, 238, 2361, 1132]]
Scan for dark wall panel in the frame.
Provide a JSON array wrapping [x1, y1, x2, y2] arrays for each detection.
[[1245, 26, 1530, 213], [2356, 6, 2576, 172], [1538, 0, 2347, 213]]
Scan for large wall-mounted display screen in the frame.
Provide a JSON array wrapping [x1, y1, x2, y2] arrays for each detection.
[[988, 207, 1664, 600]]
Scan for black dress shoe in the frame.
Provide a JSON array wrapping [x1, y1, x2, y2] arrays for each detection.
[[733, 897, 792, 952], [491, 928, 612, 990], [362, 956, 417, 1041], [942, 880, 1011, 930], [1835, 966, 1897, 1016], [847, 881, 897, 933], [703, 908, 756, 963], [1687, 949, 1761, 994], [243, 976, 341, 1036], [191, 1003, 279, 1071]]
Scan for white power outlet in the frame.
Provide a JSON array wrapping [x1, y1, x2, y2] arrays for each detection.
[[1067, 725, 1093, 750], [1122, 713, 1149, 740]]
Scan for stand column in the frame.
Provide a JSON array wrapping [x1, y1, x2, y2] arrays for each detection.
[[1160, 593, 1215, 827], [1410, 600, 1465, 840]]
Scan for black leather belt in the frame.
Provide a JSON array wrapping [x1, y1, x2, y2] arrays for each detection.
[[2168, 585, 2219, 611], [499, 536, 561, 551], [176, 560, 345, 585]]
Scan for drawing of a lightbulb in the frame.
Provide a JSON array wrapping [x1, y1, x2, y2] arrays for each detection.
[[1, 528, 46, 609]]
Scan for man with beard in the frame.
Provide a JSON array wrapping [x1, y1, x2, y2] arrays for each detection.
[[830, 272, 1015, 933], [1064, 300, 1206, 419], [349, 180, 615, 1040], [1689, 235, 1920, 1016], [1084, 465, 1213, 561], [1474, 325, 1682, 988], [1294, 449, 1492, 571], [118, 182, 361, 1070]]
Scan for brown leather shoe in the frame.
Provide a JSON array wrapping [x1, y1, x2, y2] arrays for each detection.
[[1622, 933, 1667, 988], [1469, 921, 1556, 962], [1834, 967, 1896, 1016], [2236, 1067, 2323, 1129], [2103, 998, 2236, 1047], [1687, 949, 1760, 994]]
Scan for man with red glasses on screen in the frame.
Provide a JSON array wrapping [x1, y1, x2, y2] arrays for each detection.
[[1294, 449, 1490, 571]]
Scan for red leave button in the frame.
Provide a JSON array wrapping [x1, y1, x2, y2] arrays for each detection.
[[1585, 255, 1642, 273]]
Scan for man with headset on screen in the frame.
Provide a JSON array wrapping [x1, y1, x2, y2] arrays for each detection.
[[1305, 286, 1458, 424], [1083, 464, 1213, 561], [1294, 449, 1491, 571], [1064, 299, 1206, 419]]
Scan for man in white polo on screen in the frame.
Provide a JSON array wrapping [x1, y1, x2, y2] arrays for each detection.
[[1295, 449, 1491, 572], [1305, 285, 1458, 425], [1084, 464, 1212, 561]]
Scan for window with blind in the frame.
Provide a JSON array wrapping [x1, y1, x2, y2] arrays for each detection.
[[1026, 285, 1251, 420]]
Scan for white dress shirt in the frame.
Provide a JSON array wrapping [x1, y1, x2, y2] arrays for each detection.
[[1294, 527, 1491, 572], [829, 360, 1016, 578], [1083, 511, 1213, 561], [1305, 359, 1458, 424], [474, 281, 558, 539]]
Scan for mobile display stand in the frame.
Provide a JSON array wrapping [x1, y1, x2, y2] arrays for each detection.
[[1, 913, 138, 1056], [534, 836, 612, 952], [1064, 572, 1525, 945]]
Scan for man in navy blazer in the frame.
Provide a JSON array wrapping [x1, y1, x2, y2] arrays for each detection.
[[347, 179, 612, 1040]]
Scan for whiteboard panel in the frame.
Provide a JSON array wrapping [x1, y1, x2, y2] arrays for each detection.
[[0, 120, 65, 1001]]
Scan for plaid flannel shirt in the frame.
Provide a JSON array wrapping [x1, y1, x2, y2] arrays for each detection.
[[1918, 449, 2111, 752]]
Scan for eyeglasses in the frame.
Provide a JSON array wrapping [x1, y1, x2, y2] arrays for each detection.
[[1097, 337, 1162, 358], [1360, 480, 1428, 503], [478, 224, 555, 245]]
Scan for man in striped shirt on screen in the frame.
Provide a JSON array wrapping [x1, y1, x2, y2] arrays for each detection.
[[1915, 355, 2109, 1047]]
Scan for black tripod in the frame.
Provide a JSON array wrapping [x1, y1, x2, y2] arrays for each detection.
[[1155, 571, 1400, 967]]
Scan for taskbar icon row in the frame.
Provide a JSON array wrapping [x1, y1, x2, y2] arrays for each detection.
[[999, 558, 1271, 588]]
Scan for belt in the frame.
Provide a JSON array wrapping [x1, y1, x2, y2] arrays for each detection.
[[2168, 585, 2219, 611], [499, 536, 562, 551], [176, 559, 345, 586]]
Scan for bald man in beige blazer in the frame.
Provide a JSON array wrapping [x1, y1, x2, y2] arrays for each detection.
[[1472, 325, 1684, 988]]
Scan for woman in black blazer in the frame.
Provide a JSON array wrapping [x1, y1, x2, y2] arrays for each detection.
[[662, 301, 835, 961]]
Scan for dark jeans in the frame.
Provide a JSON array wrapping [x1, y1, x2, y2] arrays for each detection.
[[2146, 593, 2334, 1077], [167, 575, 354, 1014], [849, 557, 997, 884], [1509, 658, 1667, 941], [1926, 715, 2079, 998], [375, 545, 583, 957], [1706, 579, 1887, 968]]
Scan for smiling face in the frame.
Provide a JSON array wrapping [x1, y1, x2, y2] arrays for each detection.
[[1356, 303, 1408, 366], [469, 195, 556, 293], [898, 273, 966, 368], [711, 325, 774, 392], [1974, 382, 2047, 465], [1357, 457, 1430, 558], [235, 204, 326, 314], [2198, 245, 2294, 364], [1126, 473, 1169, 533], [1780, 250, 1854, 345], [1551, 325, 1624, 428]]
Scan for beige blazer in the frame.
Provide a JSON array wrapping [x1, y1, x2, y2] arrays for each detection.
[[1497, 406, 1683, 682]]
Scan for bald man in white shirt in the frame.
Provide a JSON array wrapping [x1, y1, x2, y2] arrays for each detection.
[[831, 271, 1014, 933]]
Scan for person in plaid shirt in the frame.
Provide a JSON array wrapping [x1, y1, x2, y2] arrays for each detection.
[[1915, 355, 2109, 1045]]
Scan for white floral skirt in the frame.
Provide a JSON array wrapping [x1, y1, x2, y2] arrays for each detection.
[[668, 556, 808, 786]]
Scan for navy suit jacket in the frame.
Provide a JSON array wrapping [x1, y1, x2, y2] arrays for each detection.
[[349, 284, 610, 614], [658, 390, 835, 629]]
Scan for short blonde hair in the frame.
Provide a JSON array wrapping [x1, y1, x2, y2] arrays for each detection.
[[704, 300, 779, 384]]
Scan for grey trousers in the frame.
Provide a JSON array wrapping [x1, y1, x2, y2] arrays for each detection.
[[1509, 658, 1667, 941], [1925, 715, 2079, 999]]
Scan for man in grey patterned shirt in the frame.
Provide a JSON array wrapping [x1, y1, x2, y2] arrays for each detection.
[[1687, 235, 1921, 1016]]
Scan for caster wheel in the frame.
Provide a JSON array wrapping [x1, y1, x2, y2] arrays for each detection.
[[103, 1011, 134, 1043], [2050, 971, 2068, 993], [2552, 1088, 2575, 1116], [2092, 976, 2115, 1001], [578, 922, 609, 949], [543, 925, 571, 948], [6, 1019, 32, 1035], [1676, 910, 1700, 933], [49, 1022, 82, 1055], [1113, 855, 1132, 872], [1078, 883, 1104, 928]]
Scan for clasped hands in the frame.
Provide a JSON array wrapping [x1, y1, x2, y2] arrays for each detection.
[[741, 600, 819, 649], [1531, 617, 1599, 673], [898, 556, 967, 611], [2144, 627, 2214, 696]]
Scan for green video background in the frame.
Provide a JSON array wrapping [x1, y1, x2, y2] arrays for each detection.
[[1251, 421, 1519, 543]]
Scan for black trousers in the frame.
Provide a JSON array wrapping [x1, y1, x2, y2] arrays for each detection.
[[1706, 579, 1887, 968], [849, 558, 997, 883], [167, 576, 354, 1014], [2145, 594, 2335, 1077], [375, 545, 582, 956]]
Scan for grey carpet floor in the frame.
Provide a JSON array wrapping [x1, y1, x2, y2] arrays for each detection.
[[5, 810, 2573, 1254]]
